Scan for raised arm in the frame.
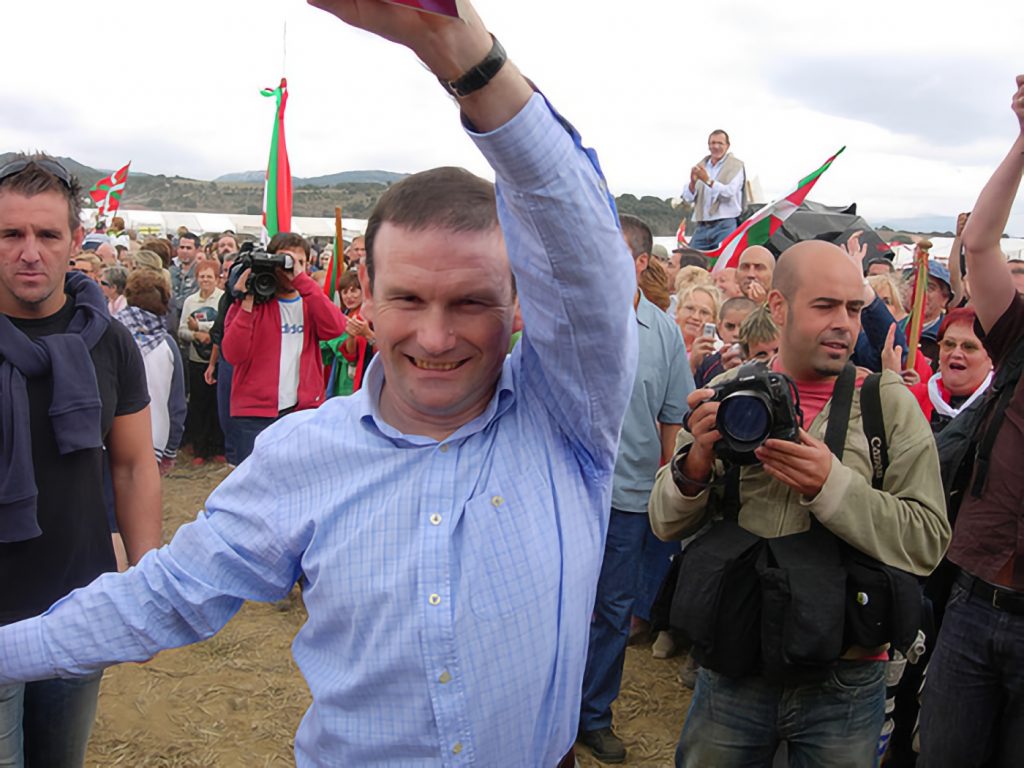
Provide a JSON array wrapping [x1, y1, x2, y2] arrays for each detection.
[[310, 0, 637, 472], [961, 75, 1024, 332]]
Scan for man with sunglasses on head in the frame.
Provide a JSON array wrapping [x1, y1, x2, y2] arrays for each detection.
[[0, 155, 162, 767]]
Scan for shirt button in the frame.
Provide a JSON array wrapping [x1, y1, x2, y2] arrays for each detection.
[[430, 513, 442, 526], [439, 444, 449, 453], [491, 495, 504, 507], [429, 593, 441, 606], [438, 670, 452, 684], [452, 742, 463, 755]]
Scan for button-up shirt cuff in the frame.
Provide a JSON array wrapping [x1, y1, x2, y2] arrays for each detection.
[[0, 617, 55, 685], [800, 454, 852, 524]]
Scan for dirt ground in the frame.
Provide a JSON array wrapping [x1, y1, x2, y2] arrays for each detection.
[[85, 461, 691, 767]]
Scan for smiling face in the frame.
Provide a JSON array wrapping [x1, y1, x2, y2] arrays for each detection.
[[939, 322, 992, 396], [675, 288, 717, 347], [360, 223, 514, 440], [0, 190, 83, 318], [708, 131, 730, 163], [196, 262, 218, 296]]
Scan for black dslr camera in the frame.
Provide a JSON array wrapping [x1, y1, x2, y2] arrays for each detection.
[[228, 242, 294, 304], [706, 362, 802, 465]]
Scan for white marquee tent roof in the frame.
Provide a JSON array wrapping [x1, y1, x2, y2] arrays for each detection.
[[83, 208, 368, 241]]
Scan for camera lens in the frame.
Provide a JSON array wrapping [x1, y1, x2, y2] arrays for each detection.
[[252, 272, 278, 299], [718, 390, 773, 452]]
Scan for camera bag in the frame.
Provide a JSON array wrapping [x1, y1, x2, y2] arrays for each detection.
[[669, 466, 764, 678], [841, 371, 922, 652]]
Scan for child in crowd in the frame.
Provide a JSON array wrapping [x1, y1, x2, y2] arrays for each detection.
[[322, 271, 376, 397]]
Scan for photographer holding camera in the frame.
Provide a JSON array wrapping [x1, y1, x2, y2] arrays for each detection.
[[649, 240, 950, 767], [222, 232, 346, 462]]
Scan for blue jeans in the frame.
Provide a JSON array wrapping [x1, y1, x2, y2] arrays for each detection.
[[677, 663, 885, 767], [0, 673, 103, 768], [216, 358, 238, 465], [689, 218, 739, 251], [918, 580, 1024, 767], [634, 526, 679, 623], [232, 415, 278, 464], [579, 509, 650, 731]]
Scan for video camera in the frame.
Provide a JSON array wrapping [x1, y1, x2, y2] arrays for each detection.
[[705, 362, 802, 465], [228, 242, 294, 304]]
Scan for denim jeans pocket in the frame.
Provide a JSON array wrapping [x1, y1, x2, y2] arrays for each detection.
[[827, 661, 885, 694], [946, 580, 969, 609]]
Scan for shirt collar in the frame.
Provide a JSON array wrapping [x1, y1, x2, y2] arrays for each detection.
[[635, 291, 655, 329], [357, 353, 517, 447]]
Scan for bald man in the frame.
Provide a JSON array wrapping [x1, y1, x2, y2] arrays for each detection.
[[736, 245, 775, 303], [649, 241, 949, 767]]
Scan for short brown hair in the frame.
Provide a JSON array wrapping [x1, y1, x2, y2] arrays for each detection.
[[268, 232, 310, 258], [739, 303, 779, 355], [125, 269, 170, 315], [363, 167, 498, 289], [338, 270, 361, 292], [142, 239, 173, 268], [0, 153, 83, 232], [638, 257, 670, 311], [619, 214, 653, 259]]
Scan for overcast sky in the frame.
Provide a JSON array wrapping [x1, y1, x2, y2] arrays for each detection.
[[4, 0, 1023, 232]]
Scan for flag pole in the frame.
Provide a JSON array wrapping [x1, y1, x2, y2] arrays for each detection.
[[335, 206, 344, 270], [905, 244, 930, 362]]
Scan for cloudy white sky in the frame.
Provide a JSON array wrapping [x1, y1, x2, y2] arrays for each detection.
[[4, 0, 1023, 233]]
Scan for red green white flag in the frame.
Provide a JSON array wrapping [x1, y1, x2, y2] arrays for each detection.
[[260, 78, 293, 243], [704, 147, 846, 272], [89, 162, 130, 217], [323, 237, 342, 302]]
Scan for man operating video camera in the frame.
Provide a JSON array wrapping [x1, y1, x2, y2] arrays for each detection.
[[222, 232, 346, 462], [649, 240, 950, 767]]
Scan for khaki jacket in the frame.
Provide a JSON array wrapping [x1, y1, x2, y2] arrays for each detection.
[[649, 368, 951, 577]]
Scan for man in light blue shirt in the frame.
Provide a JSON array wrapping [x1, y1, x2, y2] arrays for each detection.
[[578, 215, 693, 763], [0, 3, 638, 766], [681, 130, 747, 251]]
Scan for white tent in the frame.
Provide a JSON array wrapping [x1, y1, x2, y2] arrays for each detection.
[[82, 207, 368, 240]]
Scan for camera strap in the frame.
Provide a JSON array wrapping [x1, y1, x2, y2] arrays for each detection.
[[860, 372, 887, 490], [823, 363, 857, 459]]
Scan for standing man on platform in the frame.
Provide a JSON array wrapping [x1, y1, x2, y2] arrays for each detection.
[[682, 130, 746, 251]]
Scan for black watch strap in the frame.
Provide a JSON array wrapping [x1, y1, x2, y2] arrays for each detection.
[[438, 34, 507, 98]]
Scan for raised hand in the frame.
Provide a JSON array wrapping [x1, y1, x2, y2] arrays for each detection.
[[307, 0, 491, 80], [1013, 74, 1024, 131], [842, 230, 868, 266]]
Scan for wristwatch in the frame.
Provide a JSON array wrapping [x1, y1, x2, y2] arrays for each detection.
[[438, 34, 507, 98]]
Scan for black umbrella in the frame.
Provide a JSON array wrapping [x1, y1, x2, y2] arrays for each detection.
[[740, 200, 894, 261]]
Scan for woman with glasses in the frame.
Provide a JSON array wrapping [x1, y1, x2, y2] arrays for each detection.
[[100, 265, 128, 315], [674, 283, 722, 375]]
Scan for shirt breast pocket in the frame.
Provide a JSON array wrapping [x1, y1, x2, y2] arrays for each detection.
[[461, 488, 560, 620]]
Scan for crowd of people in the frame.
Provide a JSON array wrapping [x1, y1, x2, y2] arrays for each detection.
[[0, 1, 1022, 766]]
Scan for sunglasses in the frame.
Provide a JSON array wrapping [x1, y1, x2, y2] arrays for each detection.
[[0, 157, 73, 189], [100, 280, 112, 287]]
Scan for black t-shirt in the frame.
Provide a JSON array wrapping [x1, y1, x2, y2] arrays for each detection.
[[0, 298, 149, 624]]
